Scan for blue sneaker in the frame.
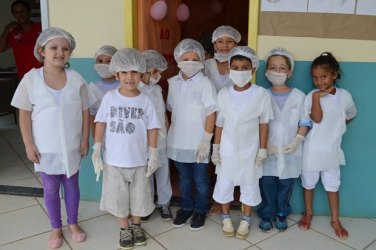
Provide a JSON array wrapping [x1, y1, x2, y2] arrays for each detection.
[[275, 216, 288, 232], [259, 218, 273, 232]]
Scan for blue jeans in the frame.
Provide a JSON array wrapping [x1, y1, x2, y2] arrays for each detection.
[[173, 161, 209, 214], [258, 176, 294, 220]]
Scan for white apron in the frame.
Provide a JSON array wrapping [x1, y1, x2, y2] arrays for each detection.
[[27, 69, 93, 177], [263, 88, 307, 179], [204, 58, 233, 93], [216, 85, 270, 185], [302, 89, 348, 171]]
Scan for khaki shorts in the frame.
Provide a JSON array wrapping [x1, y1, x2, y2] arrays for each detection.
[[100, 164, 155, 218]]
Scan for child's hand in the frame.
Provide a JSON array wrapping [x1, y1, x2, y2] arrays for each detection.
[[146, 147, 159, 177], [80, 140, 89, 158], [25, 144, 41, 164], [211, 144, 221, 166], [315, 86, 334, 97], [195, 132, 213, 163], [91, 142, 103, 182], [255, 149, 267, 167]]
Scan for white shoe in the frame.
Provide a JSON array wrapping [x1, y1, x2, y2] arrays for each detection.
[[222, 218, 235, 237], [236, 220, 250, 239]]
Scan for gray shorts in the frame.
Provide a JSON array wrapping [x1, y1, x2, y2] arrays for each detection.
[[100, 164, 155, 218]]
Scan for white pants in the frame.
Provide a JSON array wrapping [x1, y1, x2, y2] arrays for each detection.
[[148, 149, 172, 205], [213, 177, 261, 206], [301, 168, 341, 192]]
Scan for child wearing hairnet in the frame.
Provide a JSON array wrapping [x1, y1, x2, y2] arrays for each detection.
[[138, 50, 172, 221], [89, 45, 119, 137], [167, 38, 218, 231], [211, 46, 273, 239], [11, 27, 96, 249], [91, 48, 161, 249], [204, 25, 241, 93], [257, 47, 311, 233]]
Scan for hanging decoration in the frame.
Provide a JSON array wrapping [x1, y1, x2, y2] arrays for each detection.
[[211, 0, 223, 14], [150, 0, 168, 21], [176, 3, 190, 22]]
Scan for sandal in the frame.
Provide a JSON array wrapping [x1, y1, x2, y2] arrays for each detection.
[[298, 213, 312, 231], [331, 220, 348, 240]]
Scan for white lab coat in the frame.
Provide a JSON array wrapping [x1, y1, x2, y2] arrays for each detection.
[[204, 58, 233, 93], [11, 68, 96, 177], [216, 84, 273, 186], [302, 88, 357, 171], [263, 88, 309, 179], [166, 72, 218, 163]]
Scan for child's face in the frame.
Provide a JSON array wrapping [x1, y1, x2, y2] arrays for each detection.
[[96, 54, 112, 64], [180, 52, 201, 62], [40, 38, 71, 67], [116, 71, 142, 91], [312, 66, 337, 91], [230, 58, 254, 73], [267, 55, 291, 77], [214, 37, 236, 54]]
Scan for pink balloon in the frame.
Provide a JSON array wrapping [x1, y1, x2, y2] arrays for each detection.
[[176, 3, 190, 22], [150, 0, 168, 21], [211, 0, 222, 14]]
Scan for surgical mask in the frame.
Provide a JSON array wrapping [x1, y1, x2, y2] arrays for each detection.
[[229, 70, 252, 87], [149, 73, 161, 85], [265, 70, 287, 86], [214, 52, 230, 63], [94, 64, 113, 79], [177, 61, 204, 78]]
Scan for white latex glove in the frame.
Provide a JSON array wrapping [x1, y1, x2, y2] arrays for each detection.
[[211, 144, 221, 166], [281, 134, 305, 154], [195, 132, 213, 163], [91, 142, 103, 182], [146, 147, 159, 177], [267, 144, 279, 155], [255, 149, 267, 167]]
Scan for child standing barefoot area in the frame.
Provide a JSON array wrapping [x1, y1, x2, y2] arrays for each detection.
[[258, 47, 311, 233], [11, 27, 94, 249], [211, 46, 273, 239], [167, 39, 218, 231], [91, 48, 161, 249], [298, 52, 357, 240]]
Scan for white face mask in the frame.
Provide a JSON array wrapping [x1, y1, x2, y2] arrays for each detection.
[[214, 52, 230, 63], [265, 70, 287, 86], [229, 70, 252, 87], [94, 64, 113, 79], [149, 73, 161, 85], [177, 61, 204, 78]]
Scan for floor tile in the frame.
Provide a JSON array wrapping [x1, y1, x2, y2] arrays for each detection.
[[0, 165, 34, 182], [141, 205, 177, 236], [0, 176, 42, 188], [155, 217, 252, 250], [0, 154, 25, 168], [0, 205, 50, 245], [0, 195, 38, 213], [0, 232, 71, 250], [365, 240, 376, 250], [256, 224, 353, 250]]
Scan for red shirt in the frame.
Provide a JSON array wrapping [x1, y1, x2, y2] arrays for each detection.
[[7, 22, 42, 79]]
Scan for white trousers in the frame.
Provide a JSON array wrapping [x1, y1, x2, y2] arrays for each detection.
[[301, 168, 341, 192]]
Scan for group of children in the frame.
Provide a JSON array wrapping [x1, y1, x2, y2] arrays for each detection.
[[10, 25, 356, 249]]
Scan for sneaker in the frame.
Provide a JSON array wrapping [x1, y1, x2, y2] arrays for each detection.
[[190, 211, 206, 231], [173, 209, 193, 228], [275, 216, 288, 232], [236, 220, 250, 239], [131, 224, 146, 246], [119, 227, 134, 250], [259, 218, 273, 232], [222, 218, 235, 237], [157, 205, 173, 221]]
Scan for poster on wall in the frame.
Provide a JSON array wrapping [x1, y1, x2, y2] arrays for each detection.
[[356, 0, 376, 16], [261, 0, 308, 12], [307, 0, 356, 14]]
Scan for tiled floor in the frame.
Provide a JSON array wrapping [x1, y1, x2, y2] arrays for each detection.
[[1, 115, 376, 250]]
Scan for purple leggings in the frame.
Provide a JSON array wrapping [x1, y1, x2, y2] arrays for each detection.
[[40, 172, 80, 229]]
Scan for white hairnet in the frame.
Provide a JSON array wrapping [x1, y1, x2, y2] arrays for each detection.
[[95, 45, 117, 60], [212, 25, 241, 43], [34, 27, 76, 61], [109, 48, 146, 74], [173, 38, 205, 62], [142, 50, 168, 72], [228, 46, 259, 70], [264, 47, 295, 71]]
